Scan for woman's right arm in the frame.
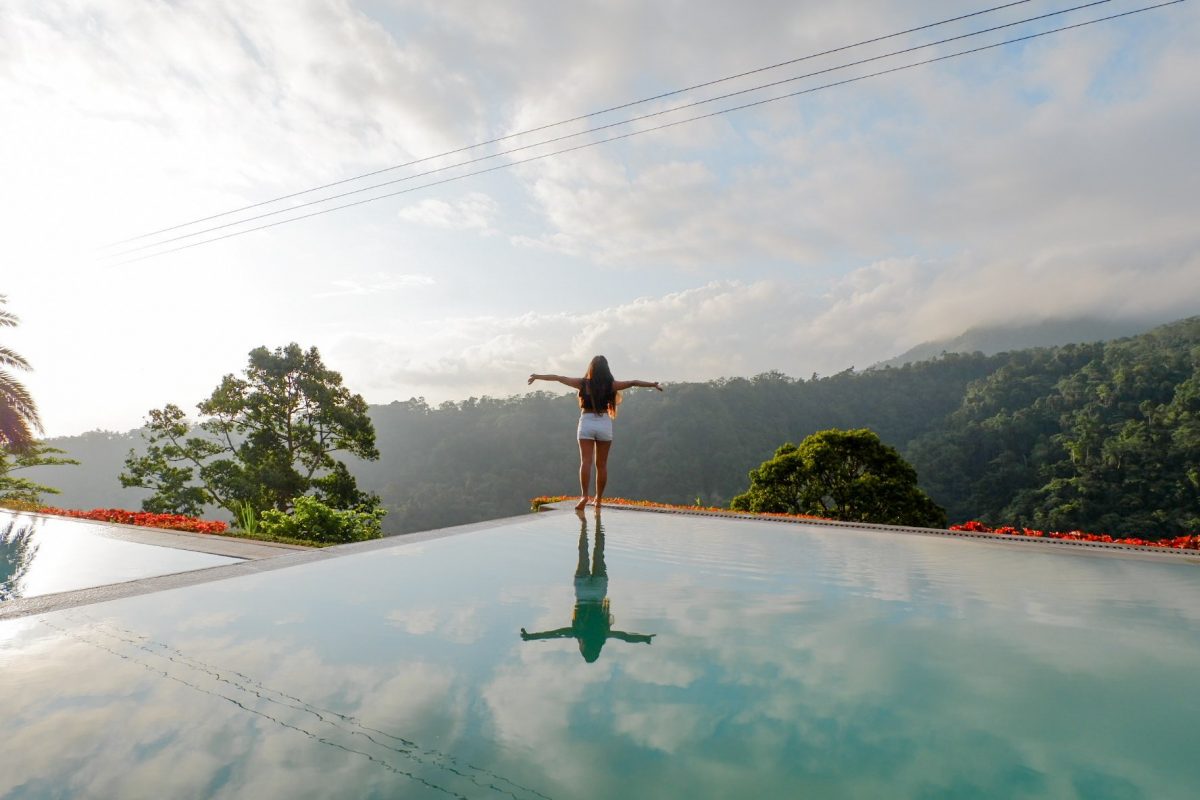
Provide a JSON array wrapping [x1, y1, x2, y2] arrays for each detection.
[[528, 374, 583, 389], [613, 379, 663, 391]]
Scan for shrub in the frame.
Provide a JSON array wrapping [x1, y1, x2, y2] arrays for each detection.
[[257, 495, 384, 544], [731, 429, 946, 528]]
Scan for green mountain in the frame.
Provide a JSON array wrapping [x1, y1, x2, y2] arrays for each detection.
[[20, 316, 1200, 539], [906, 316, 1200, 536]]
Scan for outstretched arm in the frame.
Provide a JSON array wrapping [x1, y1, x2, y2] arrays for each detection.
[[520, 626, 575, 640], [608, 631, 656, 644], [613, 379, 663, 391], [528, 374, 583, 389]]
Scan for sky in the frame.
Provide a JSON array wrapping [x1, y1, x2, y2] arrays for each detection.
[[2, 0, 1198, 437]]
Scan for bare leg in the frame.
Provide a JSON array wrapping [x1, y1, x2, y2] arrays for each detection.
[[593, 440, 612, 509], [577, 438, 595, 510]]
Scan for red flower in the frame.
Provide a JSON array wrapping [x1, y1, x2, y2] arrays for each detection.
[[37, 506, 227, 534]]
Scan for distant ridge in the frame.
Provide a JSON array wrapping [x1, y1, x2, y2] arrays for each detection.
[[874, 317, 1164, 368], [21, 314, 1199, 537]]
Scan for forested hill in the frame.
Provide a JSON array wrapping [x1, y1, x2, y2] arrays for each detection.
[[905, 316, 1200, 537], [26, 316, 1200, 538], [356, 351, 1005, 533]]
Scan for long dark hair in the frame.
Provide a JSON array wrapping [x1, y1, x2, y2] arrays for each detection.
[[580, 355, 617, 416]]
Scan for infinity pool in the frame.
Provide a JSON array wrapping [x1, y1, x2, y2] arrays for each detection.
[[1, 510, 241, 601], [1, 508, 1197, 798]]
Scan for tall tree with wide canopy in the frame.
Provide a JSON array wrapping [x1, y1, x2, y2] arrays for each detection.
[[0, 295, 42, 453], [121, 343, 381, 517]]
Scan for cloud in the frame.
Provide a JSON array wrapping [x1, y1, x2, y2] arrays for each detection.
[[330, 280, 816, 401], [314, 274, 435, 298], [4, 0, 1199, 435], [4, 510, 1200, 797], [501, 1, 1200, 277], [396, 192, 499, 234], [332, 234, 1200, 405]]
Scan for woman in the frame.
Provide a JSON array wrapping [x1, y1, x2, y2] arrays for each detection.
[[528, 355, 662, 510]]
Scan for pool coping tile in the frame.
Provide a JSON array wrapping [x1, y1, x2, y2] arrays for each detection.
[[0, 513, 533, 621]]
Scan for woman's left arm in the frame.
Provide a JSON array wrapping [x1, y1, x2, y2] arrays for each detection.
[[613, 379, 663, 391]]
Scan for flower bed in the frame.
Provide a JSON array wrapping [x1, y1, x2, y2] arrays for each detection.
[[950, 520, 1200, 550], [37, 507, 228, 535]]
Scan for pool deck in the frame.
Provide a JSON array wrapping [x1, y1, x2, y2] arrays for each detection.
[[1, 510, 305, 622], [0, 513, 510, 621], [11, 510, 310, 558]]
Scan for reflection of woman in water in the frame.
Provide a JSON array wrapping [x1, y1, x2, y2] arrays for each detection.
[[527, 355, 662, 510], [520, 511, 655, 663]]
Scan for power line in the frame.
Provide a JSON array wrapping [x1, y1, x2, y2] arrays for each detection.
[[104, 0, 1185, 267], [103, 0, 1037, 248], [104, 0, 1115, 260]]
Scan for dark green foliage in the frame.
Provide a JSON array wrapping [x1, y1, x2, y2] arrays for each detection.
[[25, 317, 1200, 538], [353, 354, 996, 533], [257, 495, 383, 544], [118, 404, 221, 516], [0, 442, 78, 505], [121, 344, 381, 519], [907, 317, 1200, 536], [731, 429, 946, 527]]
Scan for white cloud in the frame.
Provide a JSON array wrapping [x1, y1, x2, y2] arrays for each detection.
[[333, 238, 1200, 404], [330, 280, 812, 401], [3, 0, 1199, 434], [500, 1, 1200, 274], [314, 274, 435, 298], [396, 193, 499, 234]]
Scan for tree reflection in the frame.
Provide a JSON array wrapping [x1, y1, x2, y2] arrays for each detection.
[[520, 510, 655, 663], [1, 516, 40, 601]]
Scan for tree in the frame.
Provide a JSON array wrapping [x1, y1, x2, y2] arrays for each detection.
[[121, 344, 381, 519], [0, 442, 78, 507], [730, 428, 947, 528], [0, 295, 42, 452]]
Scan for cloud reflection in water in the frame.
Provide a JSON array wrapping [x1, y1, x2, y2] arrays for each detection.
[[0, 511, 1198, 798]]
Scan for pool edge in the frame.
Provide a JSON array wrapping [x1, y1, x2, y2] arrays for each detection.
[[539, 502, 1200, 564], [0, 512, 541, 621]]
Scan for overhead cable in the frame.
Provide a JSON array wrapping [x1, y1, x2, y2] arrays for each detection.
[[104, 0, 1115, 260], [103, 0, 1038, 247], [104, 0, 1184, 266]]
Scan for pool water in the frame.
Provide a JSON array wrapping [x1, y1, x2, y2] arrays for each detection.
[[0, 508, 1197, 798], [1, 511, 241, 601]]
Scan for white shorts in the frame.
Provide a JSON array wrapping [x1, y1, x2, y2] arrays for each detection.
[[577, 412, 613, 442]]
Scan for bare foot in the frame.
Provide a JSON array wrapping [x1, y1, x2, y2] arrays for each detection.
[[574, 496, 589, 510], [592, 498, 603, 511]]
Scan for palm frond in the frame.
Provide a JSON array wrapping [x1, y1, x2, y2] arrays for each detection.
[[0, 294, 15, 328], [0, 398, 37, 451], [0, 346, 32, 371], [0, 296, 42, 449], [0, 372, 42, 434]]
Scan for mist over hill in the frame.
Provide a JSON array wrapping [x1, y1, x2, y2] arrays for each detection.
[[875, 317, 1163, 368], [23, 316, 1200, 538]]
